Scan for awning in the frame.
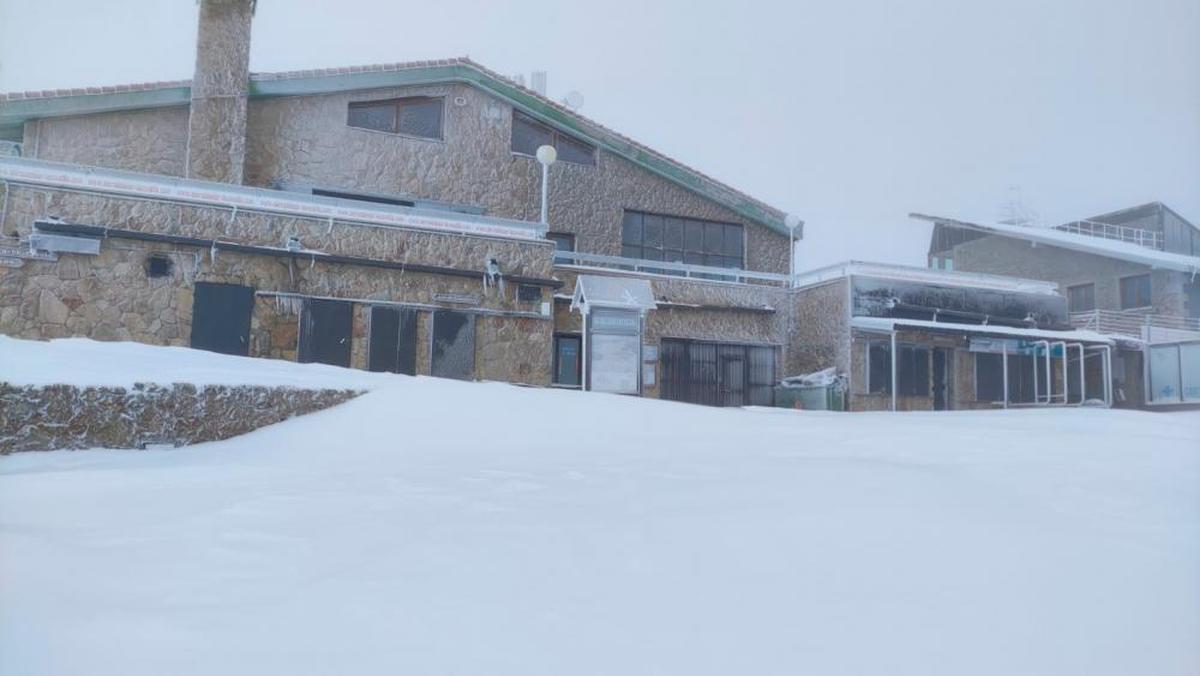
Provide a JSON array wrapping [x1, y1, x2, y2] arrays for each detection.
[[851, 316, 1114, 344], [571, 275, 657, 313]]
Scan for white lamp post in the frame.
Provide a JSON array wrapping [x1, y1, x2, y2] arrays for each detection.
[[536, 144, 557, 225], [784, 213, 803, 288]]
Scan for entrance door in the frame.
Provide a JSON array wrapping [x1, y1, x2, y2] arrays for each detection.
[[190, 282, 254, 356], [298, 298, 353, 367], [719, 348, 746, 407], [932, 348, 951, 410], [431, 310, 475, 380], [367, 306, 417, 375]]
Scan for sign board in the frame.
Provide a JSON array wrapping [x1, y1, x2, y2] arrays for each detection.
[[643, 345, 658, 362], [642, 362, 657, 387], [432, 292, 481, 305], [968, 338, 1022, 354], [0, 257, 24, 268], [0, 245, 56, 262], [587, 307, 642, 395]]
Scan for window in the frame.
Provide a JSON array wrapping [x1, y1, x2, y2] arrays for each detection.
[[517, 284, 542, 302], [866, 342, 930, 396], [1119, 274, 1152, 309], [975, 353, 1004, 401], [145, 254, 173, 278], [511, 111, 595, 165], [553, 334, 582, 387], [621, 210, 744, 269], [1067, 283, 1096, 312], [547, 232, 575, 262], [347, 97, 444, 139]]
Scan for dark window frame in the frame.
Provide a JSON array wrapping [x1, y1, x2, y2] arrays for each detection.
[[866, 341, 931, 397], [1119, 273, 1153, 310], [1066, 282, 1096, 313], [553, 333, 583, 388], [347, 96, 445, 140], [974, 352, 1005, 402], [511, 110, 595, 166], [620, 209, 745, 270]]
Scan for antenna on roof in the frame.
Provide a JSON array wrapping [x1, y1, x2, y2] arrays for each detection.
[[998, 185, 1040, 228]]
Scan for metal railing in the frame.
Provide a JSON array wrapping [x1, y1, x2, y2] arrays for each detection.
[[553, 250, 792, 286], [1056, 219, 1163, 251], [1069, 309, 1200, 341]]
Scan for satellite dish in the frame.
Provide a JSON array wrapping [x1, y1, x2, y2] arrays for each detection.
[[562, 90, 585, 110]]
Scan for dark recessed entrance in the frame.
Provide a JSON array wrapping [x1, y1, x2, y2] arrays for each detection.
[[430, 310, 475, 380], [298, 298, 353, 368], [660, 339, 775, 407], [190, 282, 254, 356], [367, 306, 418, 375]]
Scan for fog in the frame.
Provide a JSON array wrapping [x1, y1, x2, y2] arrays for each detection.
[[2, 0, 1196, 270]]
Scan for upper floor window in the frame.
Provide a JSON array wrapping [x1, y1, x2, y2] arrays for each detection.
[[511, 111, 595, 165], [348, 97, 444, 139], [1119, 274, 1152, 309], [621, 210, 744, 269], [1067, 283, 1096, 312]]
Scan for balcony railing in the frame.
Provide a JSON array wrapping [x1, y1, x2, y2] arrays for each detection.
[[1069, 309, 1200, 342], [553, 250, 792, 286], [1056, 219, 1163, 251]]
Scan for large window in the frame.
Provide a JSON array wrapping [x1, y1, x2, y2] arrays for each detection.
[[974, 353, 1005, 401], [866, 342, 930, 396], [1067, 283, 1096, 312], [348, 97, 444, 139], [1119, 274, 1152, 309], [511, 111, 595, 165], [621, 210, 744, 269], [553, 334, 582, 387]]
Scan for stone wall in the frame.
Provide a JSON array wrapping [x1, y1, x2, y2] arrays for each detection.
[[23, 81, 789, 275], [0, 382, 358, 453], [787, 279, 850, 379], [0, 184, 556, 386], [950, 234, 1186, 316]]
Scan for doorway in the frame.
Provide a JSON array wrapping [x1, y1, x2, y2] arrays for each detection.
[[190, 282, 254, 356], [932, 348, 952, 410], [298, 298, 353, 367]]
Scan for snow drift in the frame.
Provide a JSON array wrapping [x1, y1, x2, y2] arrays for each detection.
[[1, 338, 1198, 675]]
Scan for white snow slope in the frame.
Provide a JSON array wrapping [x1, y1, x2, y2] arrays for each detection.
[[1, 340, 1199, 675]]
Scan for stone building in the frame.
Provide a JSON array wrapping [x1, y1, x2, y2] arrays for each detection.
[[0, 0, 802, 407], [789, 262, 1116, 411], [917, 207, 1200, 407]]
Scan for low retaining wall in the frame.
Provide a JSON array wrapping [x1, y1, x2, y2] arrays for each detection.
[[0, 383, 361, 453]]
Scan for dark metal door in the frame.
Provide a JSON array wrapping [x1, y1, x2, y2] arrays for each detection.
[[661, 339, 776, 407], [431, 310, 475, 380], [932, 348, 949, 410], [190, 282, 254, 356], [367, 306, 417, 375], [298, 298, 353, 367]]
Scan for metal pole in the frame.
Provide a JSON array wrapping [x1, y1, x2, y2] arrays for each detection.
[[540, 161, 550, 225], [890, 331, 898, 412], [1002, 344, 1009, 409], [1103, 345, 1113, 407], [788, 226, 796, 289]]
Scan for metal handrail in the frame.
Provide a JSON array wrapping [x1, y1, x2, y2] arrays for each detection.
[[1069, 309, 1200, 338], [1056, 220, 1163, 251], [553, 250, 792, 286]]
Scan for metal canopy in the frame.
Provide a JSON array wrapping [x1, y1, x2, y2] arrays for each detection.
[[571, 275, 657, 314]]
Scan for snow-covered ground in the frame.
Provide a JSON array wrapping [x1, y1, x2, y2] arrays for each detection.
[[1, 339, 1198, 675]]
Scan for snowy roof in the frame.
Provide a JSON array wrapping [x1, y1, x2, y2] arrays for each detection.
[[0, 58, 791, 236], [911, 213, 1200, 274], [851, 316, 1115, 344], [571, 275, 657, 312], [793, 260, 1061, 295]]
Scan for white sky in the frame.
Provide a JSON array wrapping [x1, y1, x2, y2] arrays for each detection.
[[1, 0, 1197, 270]]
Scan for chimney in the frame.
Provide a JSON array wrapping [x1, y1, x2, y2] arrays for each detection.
[[185, 0, 255, 184], [530, 71, 547, 96]]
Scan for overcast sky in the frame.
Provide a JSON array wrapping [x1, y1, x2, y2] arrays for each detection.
[[2, 0, 1197, 270]]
